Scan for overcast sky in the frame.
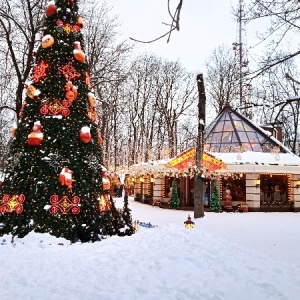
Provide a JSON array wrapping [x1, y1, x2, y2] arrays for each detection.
[[107, 0, 246, 73]]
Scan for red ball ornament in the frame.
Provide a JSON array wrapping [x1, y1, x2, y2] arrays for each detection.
[[78, 16, 84, 28], [46, 2, 57, 16], [73, 42, 85, 63], [28, 121, 43, 146], [79, 126, 92, 143]]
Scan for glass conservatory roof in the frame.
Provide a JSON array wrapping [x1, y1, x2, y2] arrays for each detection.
[[204, 106, 287, 153]]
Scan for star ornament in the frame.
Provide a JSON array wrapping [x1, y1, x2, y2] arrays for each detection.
[[32, 60, 49, 82], [58, 62, 81, 80], [63, 23, 73, 34], [86, 154, 100, 172]]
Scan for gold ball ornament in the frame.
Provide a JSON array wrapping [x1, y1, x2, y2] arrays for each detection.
[[42, 35, 54, 49], [88, 92, 96, 107], [11, 126, 17, 137], [78, 16, 84, 27], [97, 130, 103, 145], [26, 85, 37, 99]]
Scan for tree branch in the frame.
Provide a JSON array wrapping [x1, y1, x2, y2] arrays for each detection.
[[129, 0, 183, 44]]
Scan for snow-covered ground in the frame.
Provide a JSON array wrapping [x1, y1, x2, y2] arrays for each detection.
[[1, 196, 299, 300]]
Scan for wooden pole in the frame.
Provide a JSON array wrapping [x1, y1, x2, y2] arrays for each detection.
[[194, 74, 206, 218]]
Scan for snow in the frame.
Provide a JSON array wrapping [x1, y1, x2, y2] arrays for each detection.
[[212, 151, 300, 166], [1, 197, 300, 300]]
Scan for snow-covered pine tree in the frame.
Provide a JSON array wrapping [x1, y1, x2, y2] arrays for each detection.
[[119, 185, 135, 236], [210, 180, 222, 212], [169, 179, 180, 209]]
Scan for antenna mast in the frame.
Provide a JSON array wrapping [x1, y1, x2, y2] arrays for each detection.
[[233, 0, 249, 107]]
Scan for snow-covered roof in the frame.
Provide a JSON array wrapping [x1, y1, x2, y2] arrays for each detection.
[[212, 151, 300, 165], [211, 151, 300, 173], [129, 159, 172, 174]]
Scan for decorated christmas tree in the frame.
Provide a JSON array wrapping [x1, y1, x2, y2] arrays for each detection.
[[169, 179, 180, 209], [0, 0, 131, 243], [119, 185, 135, 236], [210, 180, 222, 212]]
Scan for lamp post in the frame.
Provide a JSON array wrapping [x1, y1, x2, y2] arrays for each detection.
[[194, 74, 206, 218]]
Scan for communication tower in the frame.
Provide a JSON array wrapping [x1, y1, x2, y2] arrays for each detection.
[[232, 0, 250, 107]]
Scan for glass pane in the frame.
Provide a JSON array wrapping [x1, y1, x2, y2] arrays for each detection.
[[221, 131, 232, 142], [219, 112, 228, 121], [219, 144, 231, 152], [239, 132, 249, 142], [262, 143, 272, 152], [223, 121, 234, 131], [231, 133, 239, 143], [247, 132, 257, 140], [233, 121, 244, 131], [214, 121, 224, 132], [232, 143, 242, 151], [211, 132, 222, 143], [251, 143, 263, 151], [241, 121, 252, 133]]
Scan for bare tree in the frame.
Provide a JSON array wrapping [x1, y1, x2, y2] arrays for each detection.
[[0, 0, 45, 118], [238, 57, 300, 154], [81, 0, 132, 167], [246, 0, 300, 76], [125, 55, 161, 164], [205, 44, 240, 114], [0, 0, 45, 172], [155, 60, 196, 157]]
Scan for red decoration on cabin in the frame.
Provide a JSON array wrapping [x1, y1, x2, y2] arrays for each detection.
[[166, 147, 226, 172]]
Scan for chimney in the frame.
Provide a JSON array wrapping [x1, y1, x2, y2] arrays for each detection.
[[261, 125, 283, 142]]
